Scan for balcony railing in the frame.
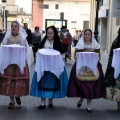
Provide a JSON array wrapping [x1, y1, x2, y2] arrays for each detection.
[[0, 4, 29, 15], [0, 4, 18, 15], [0, 5, 31, 15], [6, 5, 18, 15]]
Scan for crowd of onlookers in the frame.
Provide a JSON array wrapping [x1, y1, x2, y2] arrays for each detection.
[[72, 29, 84, 46], [0, 24, 84, 47], [0, 24, 84, 63]]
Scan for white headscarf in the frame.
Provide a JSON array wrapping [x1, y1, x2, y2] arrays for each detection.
[[75, 33, 100, 50], [2, 20, 27, 45], [2, 20, 31, 70]]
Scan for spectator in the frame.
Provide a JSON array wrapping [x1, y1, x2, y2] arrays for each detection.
[[72, 30, 80, 46], [23, 23, 32, 46], [59, 26, 72, 62], [32, 26, 41, 63]]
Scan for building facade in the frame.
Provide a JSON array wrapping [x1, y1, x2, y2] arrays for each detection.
[[0, 0, 90, 35], [1, 0, 119, 53], [0, 0, 32, 30], [90, 0, 120, 53], [32, 0, 90, 35]]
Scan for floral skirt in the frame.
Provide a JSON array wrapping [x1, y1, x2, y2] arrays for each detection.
[[105, 75, 120, 102], [0, 64, 29, 97]]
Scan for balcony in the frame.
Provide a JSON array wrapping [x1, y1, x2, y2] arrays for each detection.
[[6, 5, 18, 15], [0, 4, 28, 16], [0, 4, 18, 15]]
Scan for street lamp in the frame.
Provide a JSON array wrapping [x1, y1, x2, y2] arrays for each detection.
[[1, 0, 7, 31], [94, 0, 101, 42]]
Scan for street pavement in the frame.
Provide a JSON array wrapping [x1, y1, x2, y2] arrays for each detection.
[[0, 47, 120, 120]]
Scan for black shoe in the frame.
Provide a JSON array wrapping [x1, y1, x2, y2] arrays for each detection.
[[48, 104, 53, 108], [34, 60, 36, 63], [77, 101, 82, 108], [86, 108, 92, 113], [37, 105, 46, 110], [65, 54, 68, 62], [15, 97, 21, 105], [118, 108, 120, 112], [8, 102, 15, 109], [65, 58, 67, 62]]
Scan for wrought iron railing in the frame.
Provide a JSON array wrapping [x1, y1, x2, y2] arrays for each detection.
[[0, 4, 18, 15]]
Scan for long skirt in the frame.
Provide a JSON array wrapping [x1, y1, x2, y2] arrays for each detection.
[[0, 64, 29, 97], [105, 75, 120, 102], [67, 62, 105, 99], [30, 67, 68, 98]]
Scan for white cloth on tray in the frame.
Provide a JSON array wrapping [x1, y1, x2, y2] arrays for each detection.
[[0, 44, 26, 75], [35, 48, 65, 82], [76, 52, 99, 76], [112, 48, 120, 79]]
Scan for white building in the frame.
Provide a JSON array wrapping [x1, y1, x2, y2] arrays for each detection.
[[32, 0, 90, 35], [90, 0, 120, 53], [42, 0, 90, 35], [0, 0, 32, 29]]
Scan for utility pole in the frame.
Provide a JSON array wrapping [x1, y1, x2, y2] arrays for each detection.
[[5, 10, 8, 30], [60, 12, 64, 27], [94, 0, 101, 42], [1, 0, 7, 31]]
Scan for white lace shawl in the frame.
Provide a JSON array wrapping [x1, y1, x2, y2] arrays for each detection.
[[76, 34, 100, 49]]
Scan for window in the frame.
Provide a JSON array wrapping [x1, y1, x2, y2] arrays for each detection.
[[103, 0, 108, 5], [55, 4, 59, 9], [39, 4, 49, 9], [71, 21, 77, 29], [99, 0, 103, 6], [83, 21, 89, 30], [45, 19, 67, 30]]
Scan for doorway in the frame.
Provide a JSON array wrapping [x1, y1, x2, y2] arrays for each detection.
[[100, 18, 107, 51]]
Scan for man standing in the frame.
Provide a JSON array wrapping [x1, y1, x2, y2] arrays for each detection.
[[23, 23, 32, 45], [59, 26, 72, 62]]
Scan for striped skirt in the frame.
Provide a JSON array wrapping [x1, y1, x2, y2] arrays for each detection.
[[0, 63, 29, 97]]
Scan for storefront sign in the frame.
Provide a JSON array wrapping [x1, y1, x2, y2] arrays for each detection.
[[113, 0, 120, 17], [98, 9, 108, 18]]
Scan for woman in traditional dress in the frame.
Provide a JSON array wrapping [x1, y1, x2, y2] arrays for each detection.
[[32, 26, 41, 63], [105, 28, 120, 112], [67, 29, 105, 113], [30, 26, 68, 109], [0, 21, 31, 109]]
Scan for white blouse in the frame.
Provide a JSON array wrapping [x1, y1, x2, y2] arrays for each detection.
[[44, 39, 54, 49]]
